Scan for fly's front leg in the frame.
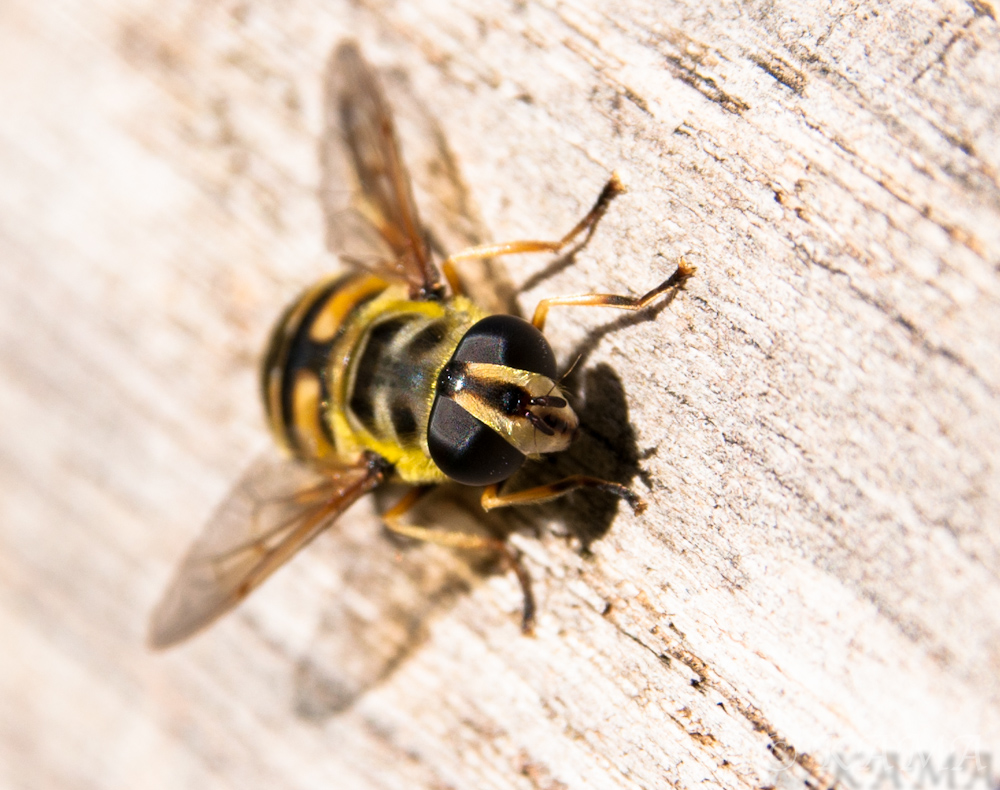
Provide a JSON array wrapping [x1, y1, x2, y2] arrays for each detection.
[[531, 257, 696, 332], [382, 486, 536, 633], [441, 174, 626, 296], [481, 476, 647, 515]]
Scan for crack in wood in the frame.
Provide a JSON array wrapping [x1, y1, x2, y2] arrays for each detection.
[[662, 54, 750, 116], [749, 52, 808, 96], [619, 626, 840, 789]]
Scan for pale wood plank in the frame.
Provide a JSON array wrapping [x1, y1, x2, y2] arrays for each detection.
[[1, 1, 998, 788]]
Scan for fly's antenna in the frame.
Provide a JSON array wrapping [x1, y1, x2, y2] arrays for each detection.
[[558, 354, 583, 386]]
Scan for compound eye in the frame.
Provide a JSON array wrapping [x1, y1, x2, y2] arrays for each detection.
[[427, 315, 557, 485], [452, 315, 557, 377], [427, 397, 525, 485]]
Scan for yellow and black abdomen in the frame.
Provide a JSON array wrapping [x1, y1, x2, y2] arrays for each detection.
[[262, 272, 485, 483]]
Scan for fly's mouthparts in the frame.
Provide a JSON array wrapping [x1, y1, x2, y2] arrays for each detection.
[[528, 395, 567, 409], [526, 411, 556, 436]]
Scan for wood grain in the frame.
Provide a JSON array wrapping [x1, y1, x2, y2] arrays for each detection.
[[1, 1, 998, 788]]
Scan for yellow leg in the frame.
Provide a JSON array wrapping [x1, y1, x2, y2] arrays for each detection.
[[382, 487, 537, 633], [482, 476, 647, 515], [531, 257, 696, 331], [441, 174, 626, 294]]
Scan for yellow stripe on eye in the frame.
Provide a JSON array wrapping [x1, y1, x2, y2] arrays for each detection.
[[446, 363, 578, 457]]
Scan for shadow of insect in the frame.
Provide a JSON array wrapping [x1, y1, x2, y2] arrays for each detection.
[[292, 361, 645, 720]]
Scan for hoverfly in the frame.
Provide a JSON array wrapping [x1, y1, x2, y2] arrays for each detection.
[[148, 41, 694, 649]]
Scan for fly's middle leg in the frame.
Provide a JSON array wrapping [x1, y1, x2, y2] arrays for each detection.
[[481, 476, 647, 516]]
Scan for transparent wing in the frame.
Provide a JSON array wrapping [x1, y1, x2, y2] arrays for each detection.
[[319, 41, 442, 297], [148, 452, 387, 649]]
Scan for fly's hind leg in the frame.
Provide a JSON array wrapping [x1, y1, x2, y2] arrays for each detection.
[[531, 257, 696, 331], [382, 486, 536, 633], [441, 174, 626, 296]]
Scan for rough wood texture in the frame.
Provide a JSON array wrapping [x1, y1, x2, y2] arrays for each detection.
[[2, 1, 998, 788]]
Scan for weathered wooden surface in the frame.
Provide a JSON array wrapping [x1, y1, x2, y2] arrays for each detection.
[[2, 0, 999, 788]]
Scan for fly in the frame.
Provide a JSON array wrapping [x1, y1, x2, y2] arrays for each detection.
[[148, 41, 694, 649]]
